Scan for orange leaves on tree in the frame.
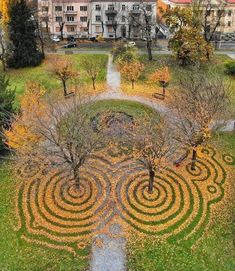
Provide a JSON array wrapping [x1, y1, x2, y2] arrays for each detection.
[[150, 67, 170, 98], [4, 82, 46, 153], [49, 58, 78, 96], [120, 61, 144, 89]]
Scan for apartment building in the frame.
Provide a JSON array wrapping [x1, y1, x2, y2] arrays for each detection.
[[38, 0, 157, 38], [158, 0, 235, 33]]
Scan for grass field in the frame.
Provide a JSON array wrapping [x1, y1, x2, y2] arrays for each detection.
[[127, 132, 235, 271], [0, 161, 89, 271], [4, 54, 108, 105], [121, 54, 235, 107]]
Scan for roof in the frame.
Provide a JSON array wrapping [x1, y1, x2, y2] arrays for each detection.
[[168, 0, 235, 4]]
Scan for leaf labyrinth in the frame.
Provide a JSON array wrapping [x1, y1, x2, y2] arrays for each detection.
[[15, 148, 233, 254]]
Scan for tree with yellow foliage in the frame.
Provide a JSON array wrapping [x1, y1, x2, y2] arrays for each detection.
[[120, 61, 144, 89], [49, 58, 78, 96], [150, 66, 170, 99], [4, 82, 46, 154]]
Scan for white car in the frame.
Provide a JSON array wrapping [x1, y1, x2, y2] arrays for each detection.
[[128, 41, 136, 47], [51, 36, 60, 42]]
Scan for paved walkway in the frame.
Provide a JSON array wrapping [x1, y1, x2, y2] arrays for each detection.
[[90, 55, 127, 271]]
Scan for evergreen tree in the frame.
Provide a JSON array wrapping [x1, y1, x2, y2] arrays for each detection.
[[0, 74, 15, 153], [7, 0, 43, 68]]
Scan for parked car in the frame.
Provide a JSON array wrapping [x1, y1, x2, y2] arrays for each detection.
[[67, 36, 76, 42], [90, 37, 98, 42], [51, 35, 60, 42], [62, 42, 77, 48]]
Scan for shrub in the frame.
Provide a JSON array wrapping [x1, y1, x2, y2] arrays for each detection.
[[112, 42, 138, 65], [224, 61, 235, 76]]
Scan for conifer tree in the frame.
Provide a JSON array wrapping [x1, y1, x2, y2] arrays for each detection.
[[7, 0, 43, 68]]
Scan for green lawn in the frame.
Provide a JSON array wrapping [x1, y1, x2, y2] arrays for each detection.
[[4, 54, 108, 105], [0, 161, 88, 271], [122, 54, 235, 106], [127, 132, 235, 271]]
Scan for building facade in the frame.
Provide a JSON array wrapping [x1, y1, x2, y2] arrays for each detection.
[[158, 0, 235, 33], [38, 0, 157, 38]]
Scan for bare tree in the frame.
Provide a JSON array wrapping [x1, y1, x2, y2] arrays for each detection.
[[127, 2, 156, 60], [133, 116, 176, 194], [81, 57, 105, 90], [193, 0, 227, 44], [4, 89, 103, 190], [171, 70, 230, 170]]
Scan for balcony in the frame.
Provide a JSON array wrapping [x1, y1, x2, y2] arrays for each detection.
[[105, 10, 117, 16], [65, 21, 78, 25], [130, 10, 141, 16], [64, 10, 77, 15], [106, 20, 117, 26]]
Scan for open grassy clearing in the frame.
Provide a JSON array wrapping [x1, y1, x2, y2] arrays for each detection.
[[121, 54, 235, 107], [3, 54, 108, 105]]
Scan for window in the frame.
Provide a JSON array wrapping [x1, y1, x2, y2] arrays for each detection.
[[228, 10, 232, 16], [96, 5, 101, 11], [67, 26, 75, 32], [122, 5, 125, 11], [80, 16, 87, 22], [228, 21, 231, 27], [122, 16, 125, 22], [133, 5, 139, 11], [108, 26, 113, 33], [80, 27, 88, 32], [42, 17, 48, 22], [66, 16, 75, 22], [67, 6, 74, 11], [56, 16, 62, 22], [42, 6, 48, 12], [95, 26, 101, 32], [107, 16, 114, 21], [146, 5, 152, 11], [108, 4, 114, 11], [56, 27, 60, 32], [55, 6, 62, 12], [96, 15, 101, 22], [80, 6, 87, 11]]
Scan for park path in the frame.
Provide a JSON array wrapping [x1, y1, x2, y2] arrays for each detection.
[[95, 54, 234, 131], [90, 55, 127, 271]]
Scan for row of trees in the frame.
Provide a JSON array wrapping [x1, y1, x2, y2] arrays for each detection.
[[3, 70, 230, 194]]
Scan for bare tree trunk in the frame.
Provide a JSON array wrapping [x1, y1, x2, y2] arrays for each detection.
[[191, 149, 197, 171], [92, 78, 96, 90], [62, 80, 68, 96], [74, 168, 80, 190], [162, 86, 166, 98], [131, 80, 134, 89], [148, 169, 155, 194], [147, 39, 153, 61]]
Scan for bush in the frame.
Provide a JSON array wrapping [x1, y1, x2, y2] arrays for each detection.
[[112, 42, 138, 65], [224, 61, 235, 76]]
